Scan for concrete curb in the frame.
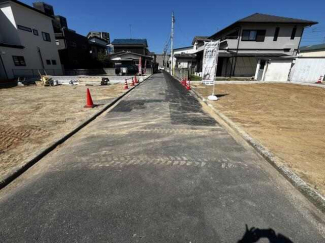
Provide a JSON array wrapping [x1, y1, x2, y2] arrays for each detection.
[[0, 75, 152, 190], [189, 87, 325, 214]]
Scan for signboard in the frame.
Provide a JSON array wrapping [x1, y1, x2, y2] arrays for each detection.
[[202, 41, 220, 85]]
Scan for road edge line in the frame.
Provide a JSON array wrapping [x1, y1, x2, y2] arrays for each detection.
[[0, 75, 153, 190], [190, 86, 325, 214]]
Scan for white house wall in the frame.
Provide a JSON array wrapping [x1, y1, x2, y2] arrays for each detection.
[[0, 2, 63, 79], [264, 60, 292, 82], [226, 24, 303, 54], [299, 51, 325, 57], [290, 58, 325, 83]]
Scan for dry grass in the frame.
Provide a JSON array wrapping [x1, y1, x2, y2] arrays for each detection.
[[0, 84, 125, 180], [193, 83, 325, 195]]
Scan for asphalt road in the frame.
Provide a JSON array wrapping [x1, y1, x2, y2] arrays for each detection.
[[0, 73, 324, 242]]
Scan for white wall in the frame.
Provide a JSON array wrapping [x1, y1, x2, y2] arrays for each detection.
[[290, 58, 325, 83], [220, 23, 303, 55], [299, 51, 325, 57], [0, 2, 62, 79], [263, 60, 292, 82], [0, 4, 21, 45], [174, 46, 195, 55]]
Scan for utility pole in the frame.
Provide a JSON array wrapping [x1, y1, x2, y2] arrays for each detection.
[[170, 12, 175, 75]]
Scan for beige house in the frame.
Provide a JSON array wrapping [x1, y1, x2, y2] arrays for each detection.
[[299, 44, 325, 57]]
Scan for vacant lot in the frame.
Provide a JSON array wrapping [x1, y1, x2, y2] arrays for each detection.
[[0, 84, 125, 181], [193, 83, 325, 195]]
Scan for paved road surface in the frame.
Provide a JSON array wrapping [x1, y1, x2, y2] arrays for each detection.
[[0, 73, 324, 242]]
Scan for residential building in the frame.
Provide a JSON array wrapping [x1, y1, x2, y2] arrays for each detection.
[[33, 2, 95, 69], [87, 34, 109, 60], [55, 28, 91, 69], [0, 0, 63, 80], [156, 53, 170, 68], [172, 45, 199, 69], [206, 13, 317, 80], [87, 32, 110, 44], [110, 39, 155, 73], [112, 39, 149, 55], [299, 43, 325, 57]]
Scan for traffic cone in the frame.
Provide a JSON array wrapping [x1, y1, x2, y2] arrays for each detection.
[[131, 78, 135, 86], [134, 75, 139, 84], [316, 76, 323, 84], [84, 88, 95, 108], [186, 80, 191, 90], [124, 79, 129, 89]]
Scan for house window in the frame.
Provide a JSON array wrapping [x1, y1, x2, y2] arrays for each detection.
[[291, 26, 297, 40], [46, 60, 51, 65], [33, 29, 39, 36], [273, 27, 280, 41], [12, 56, 26, 66], [17, 25, 32, 32], [225, 30, 239, 39], [242, 30, 266, 42], [52, 60, 57, 65], [42, 32, 51, 42]]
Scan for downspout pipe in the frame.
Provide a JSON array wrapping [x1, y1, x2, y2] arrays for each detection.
[[0, 51, 9, 80], [232, 27, 241, 77]]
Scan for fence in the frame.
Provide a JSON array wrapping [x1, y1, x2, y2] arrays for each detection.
[[12, 69, 63, 78], [290, 58, 325, 83], [64, 69, 106, 76], [173, 68, 196, 80]]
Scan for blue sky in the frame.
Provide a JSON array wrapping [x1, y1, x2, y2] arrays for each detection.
[[24, 0, 325, 53]]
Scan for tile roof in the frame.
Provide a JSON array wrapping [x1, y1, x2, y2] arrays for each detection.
[[238, 13, 318, 25], [111, 39, 148, 47], [209, 13, 318, 39]]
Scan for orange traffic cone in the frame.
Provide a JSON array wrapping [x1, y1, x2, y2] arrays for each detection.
[[124, 79, 129, 89], [316, 76, 323, 84], [131, 78, 135, 86], [84, 88, 95, 108], [134, 75, 139, 84]]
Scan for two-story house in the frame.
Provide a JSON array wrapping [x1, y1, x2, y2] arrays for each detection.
[[0, 0, 62, 80], [110, 39, 154, 72], [196, 13, 317, 81], [210, 13, 318, 79]]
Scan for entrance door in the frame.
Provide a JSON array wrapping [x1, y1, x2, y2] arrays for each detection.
[[257, 60, 266, 81]]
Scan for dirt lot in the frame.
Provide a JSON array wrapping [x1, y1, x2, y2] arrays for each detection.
[[193, 83, 325, 195], [0, 83, 125, 181]]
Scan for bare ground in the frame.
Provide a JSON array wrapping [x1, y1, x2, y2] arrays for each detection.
[[0, 84, 125, 180], [193, 83, 325, 195]]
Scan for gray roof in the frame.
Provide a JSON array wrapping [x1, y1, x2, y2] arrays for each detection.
[[111, 39, 148, 47], [300, 43, 325, 52], [238, 13, 318, 25], [210, 13, 318, 39]]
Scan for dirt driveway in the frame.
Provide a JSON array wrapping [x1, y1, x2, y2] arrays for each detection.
[[193, 83, 325, 195], [0, 84, 125, 181]]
